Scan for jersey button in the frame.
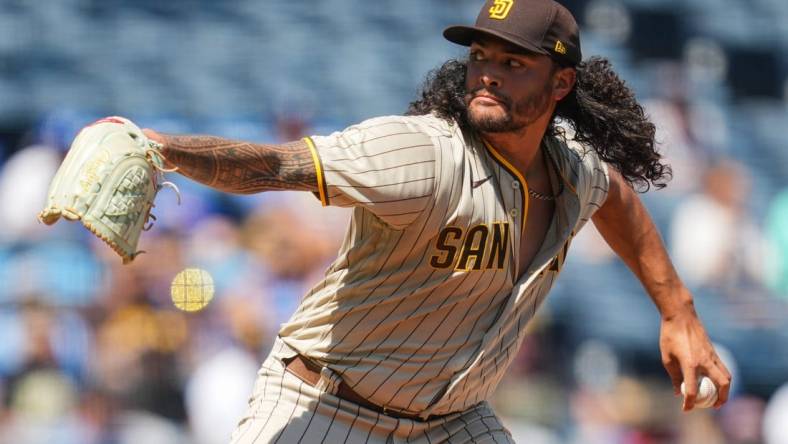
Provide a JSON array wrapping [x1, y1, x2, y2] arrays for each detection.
[[509, 208, 518, 218], [512, 181, 520, 189]]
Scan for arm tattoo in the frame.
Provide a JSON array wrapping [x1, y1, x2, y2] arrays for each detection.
[[162, 135, 318, 194]]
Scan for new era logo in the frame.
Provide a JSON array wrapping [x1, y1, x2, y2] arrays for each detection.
[[554, 40, 567, 54], [489, 0, 514, 20]]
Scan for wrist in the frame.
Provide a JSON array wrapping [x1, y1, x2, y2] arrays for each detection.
[[143, 129, 175, 169], [143, 129, 167, 150], [658, 288, 696, 321]]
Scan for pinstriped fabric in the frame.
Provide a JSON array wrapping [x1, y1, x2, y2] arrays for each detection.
[[277, 114, 609, 421], [230, 338, 513, 443], [309, 117, 439, 229]]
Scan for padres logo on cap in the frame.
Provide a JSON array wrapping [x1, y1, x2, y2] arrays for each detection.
[[554, 40, 567, 54], [489, 0, 514, 20]]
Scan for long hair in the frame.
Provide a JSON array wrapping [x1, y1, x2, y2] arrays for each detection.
[[407, 57, 671, 191]]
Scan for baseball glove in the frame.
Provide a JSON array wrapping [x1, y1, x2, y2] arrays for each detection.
[[38, 116, 179, 263]]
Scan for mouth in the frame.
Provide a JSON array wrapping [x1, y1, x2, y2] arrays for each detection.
[[469, 90, 509, 108], [472, 95, 505, 106]]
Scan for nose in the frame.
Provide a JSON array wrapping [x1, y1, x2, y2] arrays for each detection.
[[480, 70, 501, 88]]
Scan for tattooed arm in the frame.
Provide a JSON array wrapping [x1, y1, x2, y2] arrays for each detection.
[[143, 130, 317, 194]]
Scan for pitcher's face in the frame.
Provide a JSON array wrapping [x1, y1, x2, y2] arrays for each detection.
[[465, 36, 568, 133]]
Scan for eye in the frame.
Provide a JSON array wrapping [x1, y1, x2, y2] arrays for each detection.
[[507, 58, 524, 68], [470, 50, 485, 62]]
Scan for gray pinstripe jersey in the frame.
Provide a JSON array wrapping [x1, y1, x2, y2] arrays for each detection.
[[279, 113, 609, 419]]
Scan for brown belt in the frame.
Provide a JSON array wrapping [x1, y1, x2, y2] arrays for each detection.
[[284, 354, 428, 421]]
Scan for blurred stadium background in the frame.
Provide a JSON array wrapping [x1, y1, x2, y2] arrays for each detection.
[[1, 0, 788, 442]]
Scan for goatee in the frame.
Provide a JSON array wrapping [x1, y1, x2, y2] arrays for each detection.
[[465, 84, 553, 134], [467, 108, 525, 133]]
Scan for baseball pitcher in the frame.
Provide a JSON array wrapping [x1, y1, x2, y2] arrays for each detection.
[[133, 0, 730, 442]]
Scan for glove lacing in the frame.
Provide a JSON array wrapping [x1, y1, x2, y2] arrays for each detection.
[[142, 141, 182, 233]]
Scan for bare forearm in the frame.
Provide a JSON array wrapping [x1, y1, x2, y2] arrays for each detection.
[[592, 169, 694, 319], [593, 171, 731, 410], [154, 133, 317, 194]]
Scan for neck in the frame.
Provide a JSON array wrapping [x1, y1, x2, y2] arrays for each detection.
[[480, 113, 552, 177]]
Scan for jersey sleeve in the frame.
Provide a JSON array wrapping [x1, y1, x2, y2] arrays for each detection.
[[304, 116, 438, 229], [575, 147, 610, 226], [557, 137, 610, 232]]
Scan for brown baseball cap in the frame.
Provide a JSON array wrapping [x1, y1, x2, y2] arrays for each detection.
[[444, 0, 582, 66]]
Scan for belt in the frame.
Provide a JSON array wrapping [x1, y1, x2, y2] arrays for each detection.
[[284, 354, 428, 421]]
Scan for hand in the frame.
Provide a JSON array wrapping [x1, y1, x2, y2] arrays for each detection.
[[142, 129, 175, 170], [142, 128, 166, 147], [659, 306, 731, 411]]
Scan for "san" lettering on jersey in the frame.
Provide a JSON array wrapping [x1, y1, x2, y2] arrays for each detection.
[[430, 222, 510, 271]]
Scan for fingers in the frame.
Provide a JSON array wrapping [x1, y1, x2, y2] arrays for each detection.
[[142, 128, 166, 144], [705, 359, 732, 409], [663, 355, 683, 396], [680, 362, 698, 411], [672, 353, 732, 411]]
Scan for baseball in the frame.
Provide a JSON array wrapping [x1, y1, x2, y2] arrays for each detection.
[[681, 376, 718, 409], [170, 268, 215, 312]]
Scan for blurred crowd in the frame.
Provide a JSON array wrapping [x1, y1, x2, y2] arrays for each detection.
[[0, 123, 345, 443], [0, 108, 786, 443], [1, 0, 788, 443]]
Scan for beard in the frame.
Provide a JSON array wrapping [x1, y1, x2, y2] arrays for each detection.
[[465, 83, 553, 133]]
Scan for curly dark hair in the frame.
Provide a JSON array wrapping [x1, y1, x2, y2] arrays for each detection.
[[406, 57, 671, 191]]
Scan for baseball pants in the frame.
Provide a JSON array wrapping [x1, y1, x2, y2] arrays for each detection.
[[230, 337, 514, 443]]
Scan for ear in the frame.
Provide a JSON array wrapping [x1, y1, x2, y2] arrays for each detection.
[[552, 67, 576, 101]]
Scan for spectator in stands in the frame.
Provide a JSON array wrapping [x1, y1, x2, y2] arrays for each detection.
[[670, 159, 768, 292]]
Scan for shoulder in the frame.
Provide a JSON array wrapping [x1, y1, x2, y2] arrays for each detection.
[[552, 133, 603, 169], [339, 114, 456, 138], [546, 133, 607, 186], [311, 114, 461, 154], [545, 132, 610, 222]]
